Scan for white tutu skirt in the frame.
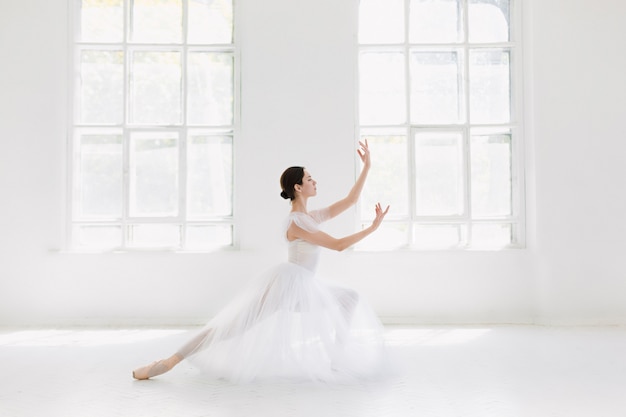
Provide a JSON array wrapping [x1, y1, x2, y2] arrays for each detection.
[[182, 262, 388, 384]]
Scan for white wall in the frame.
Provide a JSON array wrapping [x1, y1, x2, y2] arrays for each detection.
[[0, 0, 624, 327], [530, 0, 626, 324]]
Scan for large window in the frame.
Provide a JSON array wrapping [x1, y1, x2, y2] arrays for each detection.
[[69, 0, 236, 251], [358, 0, 523, 250]]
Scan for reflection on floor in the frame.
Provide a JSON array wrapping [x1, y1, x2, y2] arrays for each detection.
[[1, 325, 626, 417]]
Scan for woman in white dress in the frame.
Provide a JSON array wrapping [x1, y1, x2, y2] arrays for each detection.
[[132, 140, 390, 383]]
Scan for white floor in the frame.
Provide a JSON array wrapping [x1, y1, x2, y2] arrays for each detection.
[[1, 325, 626, 417]]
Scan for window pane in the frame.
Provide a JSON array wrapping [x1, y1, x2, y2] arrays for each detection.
[[130, 51, 182, 125], [77, 133, 123, 218], [410, 50, 464, 124], [410, 0, 462, 44], [413, 224, 466, 248], [358, 223, 409, 251], [471, 133, 511, 217], [360, 133, 408, 218], [414, 132, 464, 216], [129, 224, 181, 248], [80, 0, 123, 42], [469, 49, 510, 124], [186, 225, 232, 250], [359, 52, 406, 125], [187, 135, 232, 218], [468, 0, 510, 43], [80, 50, 124, 124], [188, 0, 233, 44], [130, 132, 179, 216], [188, 52, 234, 125], [359, 0, 404, 44], [472, 223, 512, 247], [73, 225, 122, 251], [131, 0, 182, 43]]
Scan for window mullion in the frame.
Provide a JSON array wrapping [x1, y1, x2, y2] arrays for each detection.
[[462, 0, 472, 246], [180, 0, 189, 249], [462, 127, 471, 248], [179, 126, 187, 249], [512, 0, 525, 247], [121, 2, 131, 250], [67, 0, 79, 251], [408, 126, 416, 247], [404, 0, 414, 246], [121, 129, 130, 250], [127, 0, 134, 43]]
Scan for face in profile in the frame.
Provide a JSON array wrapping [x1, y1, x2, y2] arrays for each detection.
[[298, 170, 317, 198]]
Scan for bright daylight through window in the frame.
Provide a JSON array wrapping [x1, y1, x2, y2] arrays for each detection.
[[70, 0, 235, 251], [358, 0, 523, 250]]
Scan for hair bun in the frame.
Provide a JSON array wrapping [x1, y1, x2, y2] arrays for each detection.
[[280, 190, 289, 199]]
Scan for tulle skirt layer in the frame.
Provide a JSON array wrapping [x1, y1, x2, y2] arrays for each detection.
[[181, 262, 388, 384]]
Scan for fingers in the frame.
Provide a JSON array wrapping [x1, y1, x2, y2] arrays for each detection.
[[374, 203, 390, 215], [357, 140, 371, 166], [358, 139, 370, 154], [372, 203, 390, 229]]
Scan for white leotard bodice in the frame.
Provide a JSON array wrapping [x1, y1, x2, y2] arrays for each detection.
[[285, 209, 330, 273]]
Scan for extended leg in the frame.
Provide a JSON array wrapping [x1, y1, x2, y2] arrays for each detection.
[[132, 284, 275, 380]]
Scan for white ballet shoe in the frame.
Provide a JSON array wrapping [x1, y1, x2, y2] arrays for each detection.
[[132, 355, 181, 380]]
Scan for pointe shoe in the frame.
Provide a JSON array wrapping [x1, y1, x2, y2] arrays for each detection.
[[132, 357, 177, 380]]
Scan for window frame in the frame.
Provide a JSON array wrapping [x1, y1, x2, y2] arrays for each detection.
[[356, 0, 525, 250], [67, 0, 240, 252]]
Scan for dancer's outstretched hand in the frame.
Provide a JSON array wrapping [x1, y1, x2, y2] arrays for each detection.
[[371, 202, 390, 230], [357, 139, 371, 169]]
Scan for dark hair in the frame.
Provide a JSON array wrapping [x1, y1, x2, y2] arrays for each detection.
[[280, 166, 305, 201]]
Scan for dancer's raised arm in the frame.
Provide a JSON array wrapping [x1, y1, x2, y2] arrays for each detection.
[[326, 140, 372, 219]]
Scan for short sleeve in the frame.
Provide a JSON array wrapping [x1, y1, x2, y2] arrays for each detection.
[[308, 207, 330, 224], [285, 208, 329, 235]]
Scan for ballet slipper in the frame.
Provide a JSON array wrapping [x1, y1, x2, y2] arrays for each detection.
[[132, 355, 181, 380]]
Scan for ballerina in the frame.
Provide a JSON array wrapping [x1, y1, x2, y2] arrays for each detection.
[[133, 140, 390, 383]]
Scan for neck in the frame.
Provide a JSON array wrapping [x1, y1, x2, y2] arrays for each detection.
[[291, 198, 307, 213]]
